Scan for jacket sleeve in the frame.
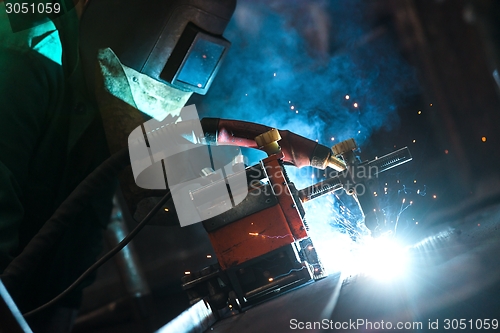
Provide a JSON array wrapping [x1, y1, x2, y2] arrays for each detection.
[[0, 47, 53, 271]]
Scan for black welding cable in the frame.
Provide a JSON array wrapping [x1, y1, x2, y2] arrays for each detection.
[[22, 189, 171, 318]]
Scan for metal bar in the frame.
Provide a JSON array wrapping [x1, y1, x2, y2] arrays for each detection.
[[154, 299, 216, 333], [298, 147, 411, 203], [365, 146, 412, 175], [298, 176, 343, 203]]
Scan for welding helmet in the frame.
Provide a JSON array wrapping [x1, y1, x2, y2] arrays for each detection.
[[80, 0, 235, 95], [79, 0, 237, 224]]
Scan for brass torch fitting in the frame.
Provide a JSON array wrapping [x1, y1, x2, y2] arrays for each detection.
[[255, 129, 282, 155], [327, 155, 347, 172]]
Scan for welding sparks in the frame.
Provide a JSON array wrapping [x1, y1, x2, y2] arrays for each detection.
[[248, 232, 290, 239], [270, 267, 307, 281], [395, 198, 412, 235], [482, 136, 487, 142]]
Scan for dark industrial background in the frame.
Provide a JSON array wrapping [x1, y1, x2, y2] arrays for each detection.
[[73, 0, 500, 332]]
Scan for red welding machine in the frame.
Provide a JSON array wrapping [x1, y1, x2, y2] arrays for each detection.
[[181, 118, 411, 312]]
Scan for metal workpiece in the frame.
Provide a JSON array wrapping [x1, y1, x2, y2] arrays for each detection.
[[363, 146, 412, 175], [154, 298, 217, 333], [242, 265, 311, 300], [334, 145, 412, 184], [298, 176, 344, 203]]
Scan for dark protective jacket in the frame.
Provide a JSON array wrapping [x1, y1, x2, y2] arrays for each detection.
[[0, 4, 114, 313]]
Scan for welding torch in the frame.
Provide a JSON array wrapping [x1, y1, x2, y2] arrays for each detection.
[[199, 118, 412, 233]]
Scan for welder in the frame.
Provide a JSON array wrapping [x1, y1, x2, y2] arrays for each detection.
[[0, 0, 235, 332]]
